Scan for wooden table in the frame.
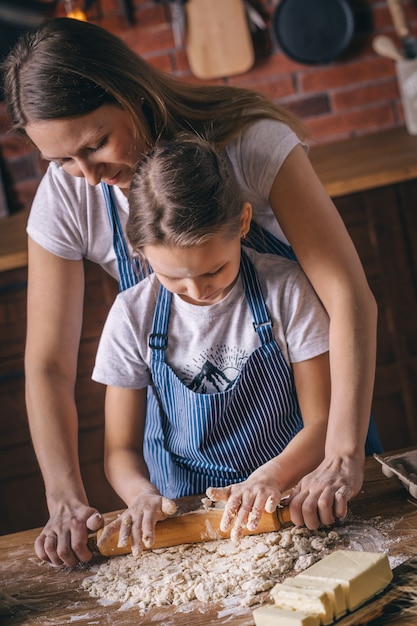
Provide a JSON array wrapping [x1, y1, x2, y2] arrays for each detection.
[[1, 455, 417, 625]]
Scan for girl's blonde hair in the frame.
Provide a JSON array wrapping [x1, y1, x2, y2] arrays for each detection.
[[127, 134, 244, 252], [2, 17, 305, 149]]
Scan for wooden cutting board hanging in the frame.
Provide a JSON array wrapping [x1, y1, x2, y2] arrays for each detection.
[[185, 0, 255, 79]]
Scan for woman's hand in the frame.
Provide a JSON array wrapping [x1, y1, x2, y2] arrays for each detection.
[[269, 145, 377, 530], [35, 500, 104, 568], [206, 463, 283, 542], [26, 244, 102, 568], [288, 453, 365, 529], [97, 495, 177, 557]]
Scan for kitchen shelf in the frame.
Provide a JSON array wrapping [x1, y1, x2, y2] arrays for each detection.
[[310, 126, 417, 198]]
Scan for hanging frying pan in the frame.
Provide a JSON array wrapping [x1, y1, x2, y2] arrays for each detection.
[[272, 0, 355, 65]]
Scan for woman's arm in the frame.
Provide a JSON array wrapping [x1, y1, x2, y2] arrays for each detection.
[[101, 385, 176, 556], [25, 238, 104, 567], [269, 144, 377, 528], [269, 352, 331, 493], [207, 352, 331, 538]]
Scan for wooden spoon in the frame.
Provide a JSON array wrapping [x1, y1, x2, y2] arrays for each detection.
[[372, 34, 404, 62]]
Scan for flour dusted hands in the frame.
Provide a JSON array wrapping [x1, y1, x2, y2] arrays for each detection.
[[97, 495, 177, 557], [206, 462, 284, 542], [288, 453, 365, 530], [35, 500, 104, 567]]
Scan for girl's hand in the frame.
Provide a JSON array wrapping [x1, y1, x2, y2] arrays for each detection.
[[206, 465, 282, 542], [97, 495, 177, 557]]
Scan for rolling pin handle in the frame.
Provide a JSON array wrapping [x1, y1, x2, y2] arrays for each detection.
[[87, 534, 99, 554], [277, 505, 292, 525]]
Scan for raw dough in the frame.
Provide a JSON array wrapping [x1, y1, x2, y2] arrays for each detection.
[[82, 526, 341, 614]]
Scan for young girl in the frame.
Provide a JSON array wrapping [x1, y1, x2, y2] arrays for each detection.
[[93, 135, 331, 555], [2, 17, 377, 566]]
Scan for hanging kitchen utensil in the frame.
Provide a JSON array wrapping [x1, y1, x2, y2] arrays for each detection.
[[154, 0, 186, 48], [372, 34, 404, 61], [387, 0, 417, 59], [245, 0, 273, 60], [116, 0, 134, 24], [272, 0, 355, 65], [185, 0, 255, 79]]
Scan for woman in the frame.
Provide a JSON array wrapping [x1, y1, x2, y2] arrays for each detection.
[[2, 17, 377, 568], [94, 135, 331, 554]]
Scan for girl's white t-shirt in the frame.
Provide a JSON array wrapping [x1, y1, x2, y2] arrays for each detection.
[[92, 248, 329, 392]]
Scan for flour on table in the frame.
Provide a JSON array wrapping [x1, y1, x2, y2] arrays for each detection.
[[82, 526, 342, 615]]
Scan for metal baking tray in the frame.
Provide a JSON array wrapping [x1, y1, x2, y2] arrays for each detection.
[[374, 449, 417, 499]]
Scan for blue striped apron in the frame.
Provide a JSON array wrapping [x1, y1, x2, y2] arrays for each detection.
[[101, 183, 173, 492], [101, 184, 382, 497], [148, 249, 303, 498]]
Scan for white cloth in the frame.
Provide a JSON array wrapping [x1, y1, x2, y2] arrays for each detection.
[[92, 248, 329, 392]]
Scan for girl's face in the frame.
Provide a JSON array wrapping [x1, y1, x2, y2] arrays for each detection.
[[144, 205, 252, 306], [145, 234, 242, 306], [25, 104, 146, 194]]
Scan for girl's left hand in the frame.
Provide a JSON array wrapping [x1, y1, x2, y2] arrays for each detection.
[[206, 466, 282, 542], [97, 495, 177, 557]]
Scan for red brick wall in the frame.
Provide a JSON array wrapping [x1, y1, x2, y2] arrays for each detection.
[[1, 0, 416, 213]]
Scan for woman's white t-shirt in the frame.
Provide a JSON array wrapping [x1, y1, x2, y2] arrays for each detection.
[[26, 119, 304, 277]]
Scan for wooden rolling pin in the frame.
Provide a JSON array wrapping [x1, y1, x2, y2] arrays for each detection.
[[88, 506, 292, 557]]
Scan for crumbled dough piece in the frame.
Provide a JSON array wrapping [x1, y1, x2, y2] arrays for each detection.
[[82, 526, 342, 614]]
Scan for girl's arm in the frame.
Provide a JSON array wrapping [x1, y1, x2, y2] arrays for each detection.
[[207, 352, 331, 539], [269, 144, 377, 528], [26, 239, 104, 568], [101, 385, 176, 555]]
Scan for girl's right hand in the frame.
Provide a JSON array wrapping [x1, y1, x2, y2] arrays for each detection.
[[97, 495, 177, 557]]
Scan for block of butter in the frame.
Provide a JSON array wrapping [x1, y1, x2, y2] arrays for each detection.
[[253, 605, 320, 626], [271, 583, 333, 625], [253, 550, 392, 626], [296, 550, 393, 611], [282, 577, 347, 620]]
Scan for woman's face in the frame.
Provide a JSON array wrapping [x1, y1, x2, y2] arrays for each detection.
[[25, 104, 145, 193]]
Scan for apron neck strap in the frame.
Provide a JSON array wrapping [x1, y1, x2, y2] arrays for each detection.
[[240, 249, 274, 345], [149, 248, 275, 364], [101, 182, 148, 291]]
